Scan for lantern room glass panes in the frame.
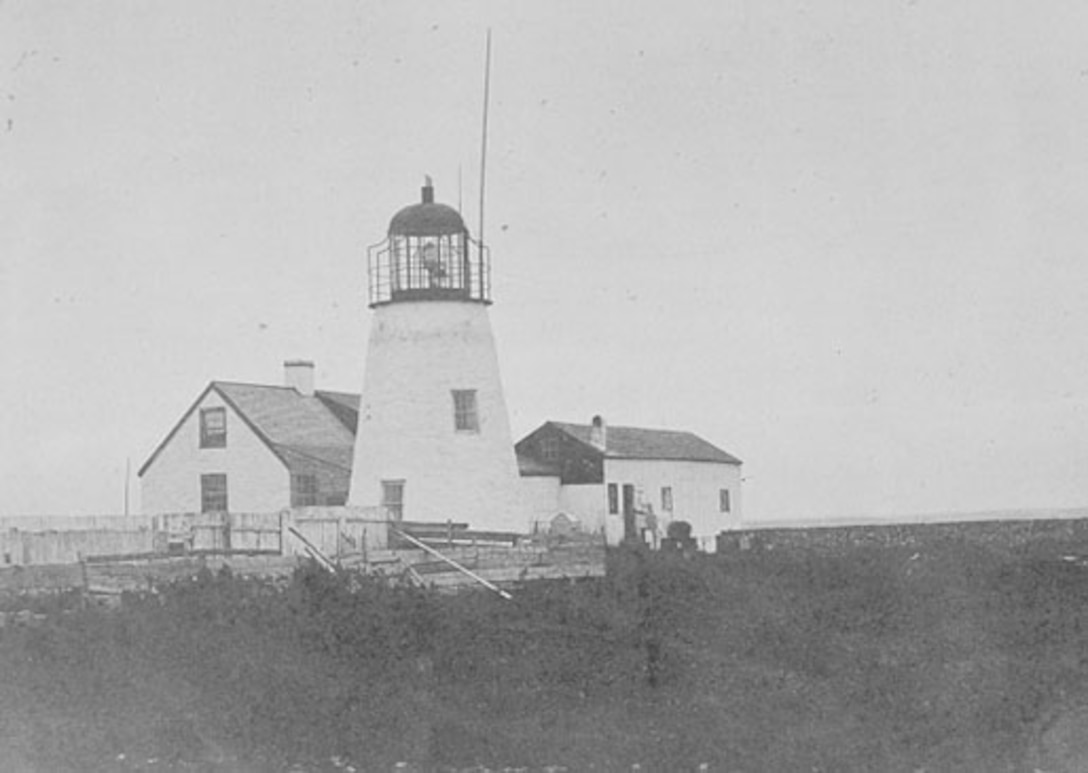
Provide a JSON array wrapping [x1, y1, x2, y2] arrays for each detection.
[[368, 233, 490, 306], [392, 234, 468, 296]]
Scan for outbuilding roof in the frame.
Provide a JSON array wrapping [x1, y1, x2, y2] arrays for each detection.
[[548, 422, 741, 465]]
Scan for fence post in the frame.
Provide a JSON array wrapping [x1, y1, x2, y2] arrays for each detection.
[[79, 553, 89, 609], [338, 511, 347, 561]]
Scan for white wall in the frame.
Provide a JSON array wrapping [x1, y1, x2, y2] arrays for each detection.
[[520, 476, 562, 532], [559, 484, 609, 537], [604, 458, 742, 551], [140, 390, 290, 515], [349, 301, 530, 533]]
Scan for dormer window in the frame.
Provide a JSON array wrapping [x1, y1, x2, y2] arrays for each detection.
[[452, 390, 479, 433], [200, 407, 226, 448]]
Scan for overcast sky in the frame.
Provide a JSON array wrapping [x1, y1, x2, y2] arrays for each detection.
[[3, 1, 1087, 521]]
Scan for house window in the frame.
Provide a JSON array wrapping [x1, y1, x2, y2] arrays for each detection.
[[382, 480, 405, 521], [540, 436, 559, 461], [719, 488, 731, 513], [607, 483, 619, 515], [291, 474, 318, 507], [201, 474, 228, 513], [661, 486, 673, 512], [452, 390, 479, 432], [200, 407, 226, 448]]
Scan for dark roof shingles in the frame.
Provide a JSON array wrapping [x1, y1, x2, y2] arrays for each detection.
[[214, 383, 357, 480], [215, 382, 355, 448], [551, 422, 741, 464]]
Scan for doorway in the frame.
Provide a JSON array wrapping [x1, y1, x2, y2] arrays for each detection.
[[622, 484, 636, 541], [381, 480, 405, 521]]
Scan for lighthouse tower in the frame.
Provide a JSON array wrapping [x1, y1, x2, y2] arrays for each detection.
[[348, 178, 528, 533]]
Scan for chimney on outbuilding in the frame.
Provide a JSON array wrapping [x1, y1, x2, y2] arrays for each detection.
[[284, 360, 315, 396], [589, 414, 607, 453]]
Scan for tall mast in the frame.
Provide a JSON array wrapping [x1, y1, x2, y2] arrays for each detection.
[[478, 28, 492, 264]]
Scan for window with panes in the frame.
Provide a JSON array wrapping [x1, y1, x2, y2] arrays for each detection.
[[200, 407, 226, 448], [201, 474, 228, 513], [452, 389, 479, 432]]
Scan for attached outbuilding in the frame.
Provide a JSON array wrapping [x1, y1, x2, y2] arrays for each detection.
[[515, 416, 742, 551]]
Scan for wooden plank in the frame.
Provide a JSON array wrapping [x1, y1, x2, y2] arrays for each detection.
[[398, 523, 464, 532], [390, 528, 512, 600]]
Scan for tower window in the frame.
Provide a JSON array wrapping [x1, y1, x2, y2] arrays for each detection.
[[200, 407, 226, 448], [382, 480, 405, 521], [291, 474, 318, 507], [719, 489, 731, 513], [201, 474, 228, 513], [452, 390, 479, 432], [661, 486, 673, 512]]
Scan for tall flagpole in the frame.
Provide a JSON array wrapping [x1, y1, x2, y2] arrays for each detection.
[[478, 28, 492, 265]]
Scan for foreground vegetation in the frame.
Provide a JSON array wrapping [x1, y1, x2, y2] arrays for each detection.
[[2, 542, 1088, 771]]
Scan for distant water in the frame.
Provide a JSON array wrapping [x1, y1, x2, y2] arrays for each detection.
[[733, 506, 1088, 531]]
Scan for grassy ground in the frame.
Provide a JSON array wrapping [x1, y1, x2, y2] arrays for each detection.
[[2, 541, 1088, 771]]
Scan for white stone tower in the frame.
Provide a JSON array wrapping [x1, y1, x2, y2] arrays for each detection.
[[348, 178, 527, 533]]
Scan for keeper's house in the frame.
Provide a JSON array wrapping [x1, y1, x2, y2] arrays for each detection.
[[139, 361, 358, 515]]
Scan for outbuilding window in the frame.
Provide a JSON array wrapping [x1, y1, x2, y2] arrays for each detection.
[[661, 486, 673, 512], [608, 483, 619, 515], [540, 436, 559, 461], [719, 489, 731, 513], [201, 474, 228, 513], [452, 390, 479, 432], [200, 407, 226, 448]]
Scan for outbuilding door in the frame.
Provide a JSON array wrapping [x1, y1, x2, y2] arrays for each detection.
[[622, 484, 636, 541]]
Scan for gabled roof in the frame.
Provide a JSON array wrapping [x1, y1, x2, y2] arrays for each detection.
[[314, 390, 360, 432], [547, 421, 741, 465], [214, 382, 355, 448], [138, 381, 359, 479]]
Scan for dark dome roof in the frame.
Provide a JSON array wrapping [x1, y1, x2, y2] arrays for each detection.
[[388, 202, 467, 237]]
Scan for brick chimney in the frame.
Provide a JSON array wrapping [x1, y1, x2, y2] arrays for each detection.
[[589, 415, 607, 453], [284, 360, 315, 396]]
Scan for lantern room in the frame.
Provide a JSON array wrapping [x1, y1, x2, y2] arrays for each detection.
[[367, 177, 491, 307]]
